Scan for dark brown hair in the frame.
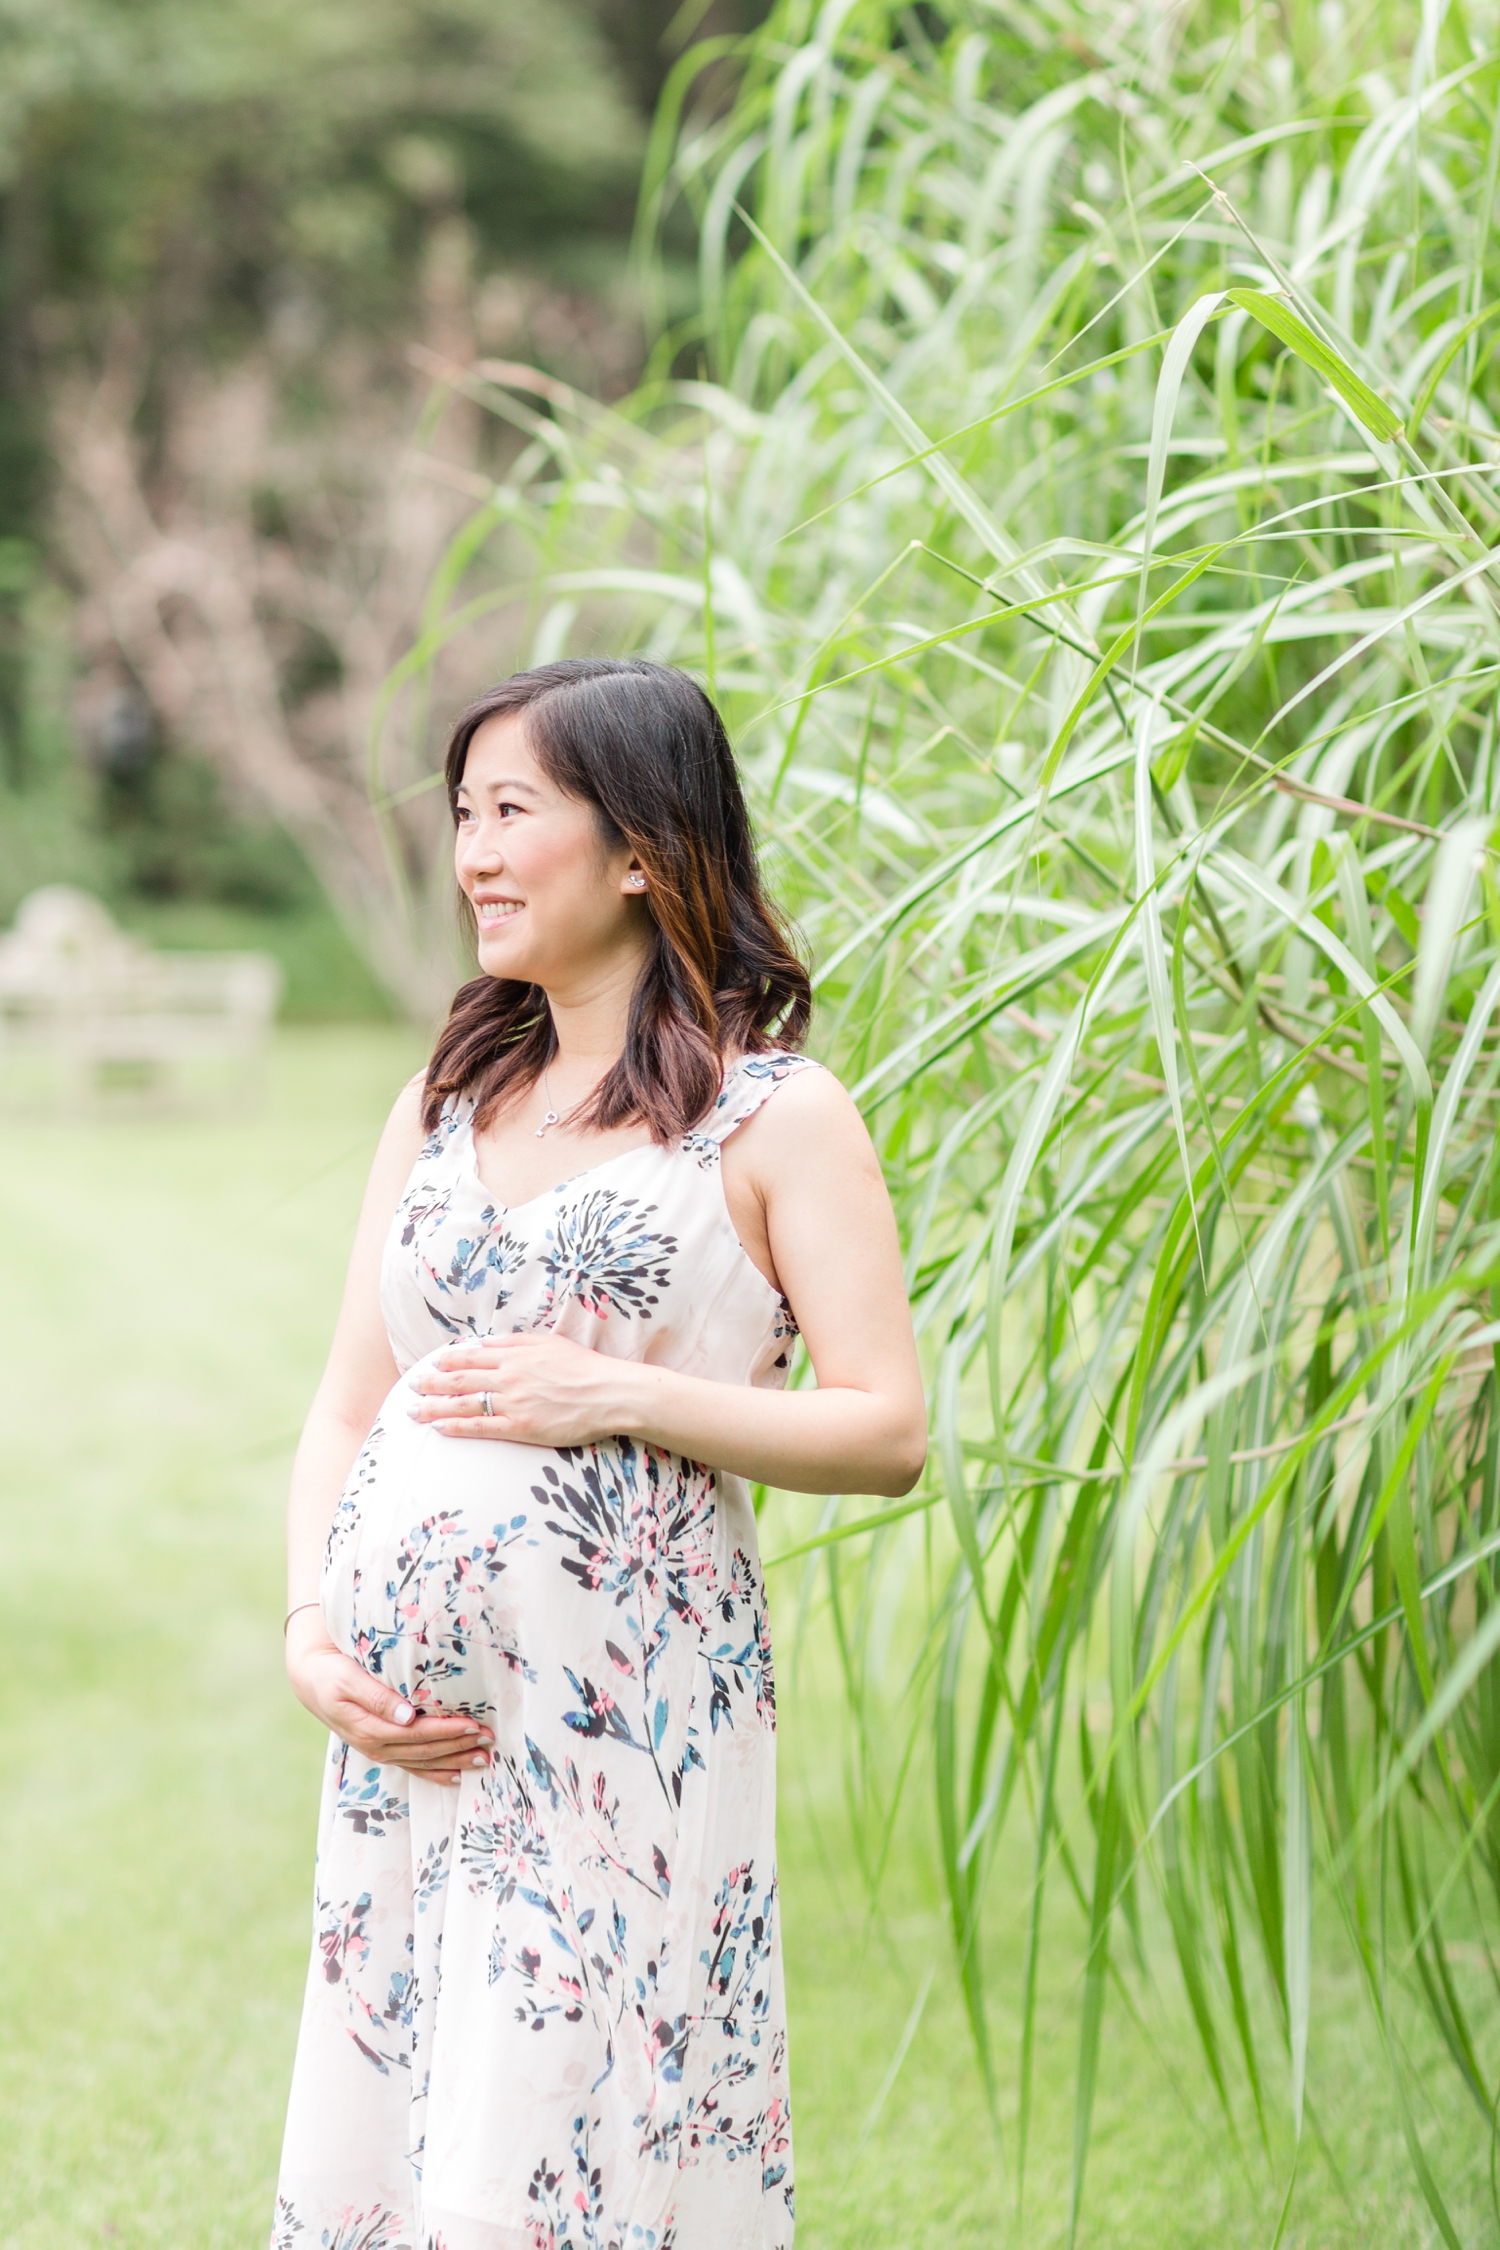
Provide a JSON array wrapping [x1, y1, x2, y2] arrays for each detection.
[[422, 658, 811, 1140]]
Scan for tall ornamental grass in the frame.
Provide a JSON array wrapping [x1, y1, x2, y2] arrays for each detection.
[[391, 0, 1500, 2230]]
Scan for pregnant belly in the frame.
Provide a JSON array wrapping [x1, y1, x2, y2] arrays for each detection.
[[319, 1354, 724, 1739], [320, 1356, 567, 1728]]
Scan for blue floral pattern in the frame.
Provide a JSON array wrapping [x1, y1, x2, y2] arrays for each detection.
[[275, 1051, 816, 2250], [540, 1191, 678, 1322]]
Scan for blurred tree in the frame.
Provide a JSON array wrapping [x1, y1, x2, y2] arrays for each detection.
[[0, 0, 770, 1008], [0, 0, 651, 1007], [0, 0, 645, 504]]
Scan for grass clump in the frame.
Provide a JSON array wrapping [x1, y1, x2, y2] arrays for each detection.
[[395, 0, 1500, 2231]]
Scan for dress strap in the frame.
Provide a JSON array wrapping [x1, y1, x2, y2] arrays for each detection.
[[435, 1087, 476, 1140], [699, 1050, 819, 1149]]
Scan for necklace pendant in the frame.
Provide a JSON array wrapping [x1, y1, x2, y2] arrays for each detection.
[[535, 1109, 559, 1138]]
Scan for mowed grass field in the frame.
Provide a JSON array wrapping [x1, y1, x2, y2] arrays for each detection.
[[0, 1027, 1488, 2248]]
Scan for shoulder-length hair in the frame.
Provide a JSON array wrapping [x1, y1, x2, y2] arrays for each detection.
[[422, 658, 811, 1141]]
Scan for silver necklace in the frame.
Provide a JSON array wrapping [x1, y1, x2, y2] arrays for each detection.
[[535, 1065, 560, 1138]]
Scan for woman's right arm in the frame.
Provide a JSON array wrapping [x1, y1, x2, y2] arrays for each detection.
[[283, 1077, 493, 1786]]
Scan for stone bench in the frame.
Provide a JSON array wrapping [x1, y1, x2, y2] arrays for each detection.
[[0, 886, 282, 1106]]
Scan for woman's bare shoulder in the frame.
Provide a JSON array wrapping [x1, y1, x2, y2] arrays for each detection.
[[733, 1056, 876, 1176], [768, 1053, 861, 1116], [368, 1070, 431, 1178]]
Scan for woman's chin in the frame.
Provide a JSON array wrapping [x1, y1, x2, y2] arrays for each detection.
[[474, 934, 531, 980]]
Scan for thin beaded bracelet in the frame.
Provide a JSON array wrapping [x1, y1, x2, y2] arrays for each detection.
[[284, 1599, 322, 1633]]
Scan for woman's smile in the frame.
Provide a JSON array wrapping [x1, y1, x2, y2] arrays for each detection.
[[473, 897, 524, 932]]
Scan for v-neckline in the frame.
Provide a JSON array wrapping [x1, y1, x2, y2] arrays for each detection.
[[460, 1115, 662, 1217]]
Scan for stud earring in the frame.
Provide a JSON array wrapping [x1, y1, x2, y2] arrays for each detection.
[[628, 872, 646, 889]]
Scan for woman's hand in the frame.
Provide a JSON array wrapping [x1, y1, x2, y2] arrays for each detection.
[[285, 1610, 493, 1786], [399, 1068, 929, 1498], [408, 1331, 628, 1447]]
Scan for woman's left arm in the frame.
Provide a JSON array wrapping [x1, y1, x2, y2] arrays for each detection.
[[411, 1070, 928, 1498]]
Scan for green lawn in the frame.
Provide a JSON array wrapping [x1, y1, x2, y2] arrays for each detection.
[[0, 1028, 1488, 2247]]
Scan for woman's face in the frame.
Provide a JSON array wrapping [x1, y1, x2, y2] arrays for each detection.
[[453, 712, 650, 993]]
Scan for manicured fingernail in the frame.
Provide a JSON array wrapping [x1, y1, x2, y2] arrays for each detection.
[[471, 1753, 488, 1767], [394, 1703, 415, 1725]]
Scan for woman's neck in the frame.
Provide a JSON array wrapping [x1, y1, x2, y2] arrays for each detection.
[[537, 945, 647, 1091]]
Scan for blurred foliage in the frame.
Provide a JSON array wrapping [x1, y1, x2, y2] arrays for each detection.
[[0, 0, 640, 956], [0, 0, 767, 987], [0, 541, 387, 1017], [0, 0, 772, 539], [0, 0, 642, 501], [102, 752, 315, 917], [0, 533, 277, 886]]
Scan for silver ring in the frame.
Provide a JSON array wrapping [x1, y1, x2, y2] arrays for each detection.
[[481, 1391, 494, 1416]]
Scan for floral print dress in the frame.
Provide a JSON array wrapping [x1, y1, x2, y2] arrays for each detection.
[[272, 1051, 815, 2250]]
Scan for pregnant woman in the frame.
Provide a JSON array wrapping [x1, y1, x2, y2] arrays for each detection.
[[272, 658, 926, 2250]]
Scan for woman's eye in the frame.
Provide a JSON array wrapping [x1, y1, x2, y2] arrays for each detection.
[[497, 801, 521, 819]]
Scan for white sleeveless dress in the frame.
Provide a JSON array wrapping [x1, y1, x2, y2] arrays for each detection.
[[273, 1051, 813, 2250]]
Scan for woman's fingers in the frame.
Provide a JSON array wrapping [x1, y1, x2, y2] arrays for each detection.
[[295, 1646, 495, 1779], [420, 1352, 503, 1386], [379, 1748, 493, 1783], [426, 1415, 520, 1439], [409, 1398, 517, 1434], [336, 1672, 492, 1758], [432, 1336, 528, 1370], [416, 1336, 538, 1390], [406, 1384, 524, 1437], [350, 1725, 486, 1761], [408, 1380, 492, 1415], [413, 1366, 489, 1393], [350, 1706, 490, 1752], [351, 1731, 493, 1780], [342, 1720, 492, 1772], [409, 1379, 512, 1418]]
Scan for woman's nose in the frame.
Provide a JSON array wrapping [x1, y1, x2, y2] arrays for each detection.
[[457, 818, 503, 877]]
